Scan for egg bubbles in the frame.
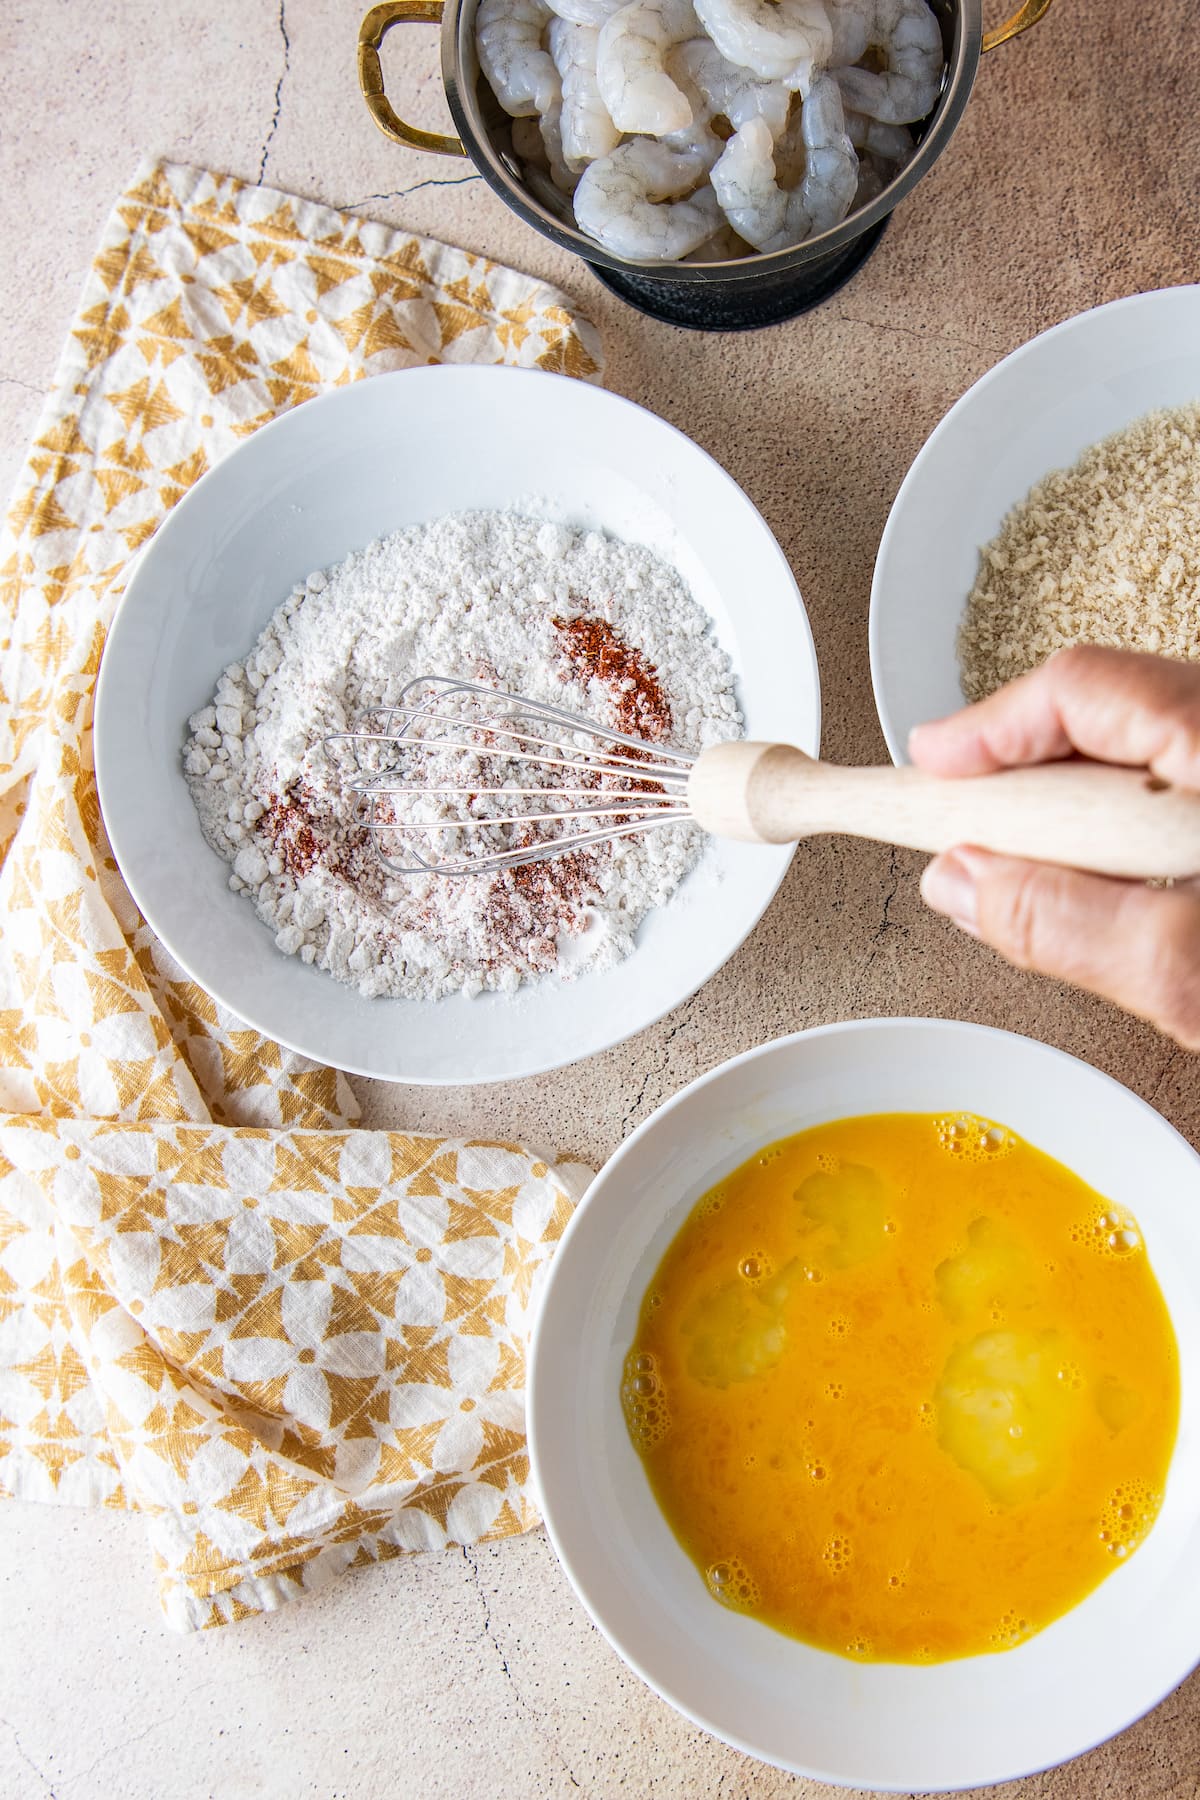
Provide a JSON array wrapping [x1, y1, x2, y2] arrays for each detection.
[[622, 1112, 1179, 1663]]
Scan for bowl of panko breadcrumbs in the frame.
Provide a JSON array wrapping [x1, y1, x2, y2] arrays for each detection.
[[868, 285, 1200, 762]]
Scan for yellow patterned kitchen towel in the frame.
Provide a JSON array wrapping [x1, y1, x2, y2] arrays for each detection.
[[0, 159, 599, 1629]]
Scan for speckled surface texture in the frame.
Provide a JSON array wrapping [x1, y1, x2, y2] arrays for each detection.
[[2, 2, 1199, 1795]]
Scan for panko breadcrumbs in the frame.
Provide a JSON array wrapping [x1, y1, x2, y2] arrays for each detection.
[[958, 401, 1200, 702]]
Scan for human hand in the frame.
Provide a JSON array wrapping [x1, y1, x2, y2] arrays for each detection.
[[909, 645, 1200, 1048]]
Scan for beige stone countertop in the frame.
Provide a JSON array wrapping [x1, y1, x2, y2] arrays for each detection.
[[3, 1, 1200, 1796]]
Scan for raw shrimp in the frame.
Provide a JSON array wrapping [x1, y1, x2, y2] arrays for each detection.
[[691, 0, 833, 91], [477, 0, 561, 117], [540, 98, 582, 189], [844, 110, 911, 202], [844, 109, 914, 168], [791, 72, 858, 226], [835, 0, 943, 124], [549, 17, 621, 164], [595, 0, 702, 134], [512, 102, 579, 192], [514, 145, 575, 216], [681, 220, 755, 261], [852, 159, 886, 208], [826, 0, 872, 66], [770, 101, 807, 187], [661, 114, 724, 169], [656, 44, 729, 168], [573, 138, 723, 259], [510, 115, 548, 165], [546, 0, 625, 22], [669, 37, 792, 138], [710, 74, 856, 250], [711, 120, 791, 248]]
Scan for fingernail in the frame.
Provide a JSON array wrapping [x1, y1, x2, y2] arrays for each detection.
[[921, 850, 980, 937]]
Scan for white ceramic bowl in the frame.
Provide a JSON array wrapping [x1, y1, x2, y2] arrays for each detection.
[[528, 1019, 1200, 1791], [94, 365, 819, 1084], [869, 285, 1200, 763]]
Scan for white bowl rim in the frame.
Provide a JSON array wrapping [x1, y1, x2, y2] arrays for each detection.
[[867, 283, 1200, 765], [93, 363, 822, 1084], [528, 1014, 1200, 1791]]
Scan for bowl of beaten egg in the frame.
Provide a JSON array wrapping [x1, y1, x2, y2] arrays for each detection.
[[528, 1017, 1200, 1790]]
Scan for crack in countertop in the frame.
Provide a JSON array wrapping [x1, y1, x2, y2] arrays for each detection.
[[0, 373, 46, 398], [1, 1716, 57, 1796], [256, 0, 291, 185], [335, 173, 483, 211], [831, 307, 1008, 360], [460, 1546, 585, 1790]]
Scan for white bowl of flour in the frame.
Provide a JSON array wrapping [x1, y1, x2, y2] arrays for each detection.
[[96, 365, 819, 1083]]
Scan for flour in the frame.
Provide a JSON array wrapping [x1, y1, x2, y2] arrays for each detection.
[[184, 511, 740, 1000]]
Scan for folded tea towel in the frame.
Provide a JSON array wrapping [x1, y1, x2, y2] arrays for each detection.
[[0, 159, 600, 1629]]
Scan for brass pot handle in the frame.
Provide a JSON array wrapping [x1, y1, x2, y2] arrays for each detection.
[[358, 0, 469, 157], [982, 0, 1056, 52]]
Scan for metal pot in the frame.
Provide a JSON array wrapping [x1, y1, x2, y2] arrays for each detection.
[[358, 0, 1055, 331]]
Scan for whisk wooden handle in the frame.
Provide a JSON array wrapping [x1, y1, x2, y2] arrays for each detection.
[[687, 741, 1200, 880]]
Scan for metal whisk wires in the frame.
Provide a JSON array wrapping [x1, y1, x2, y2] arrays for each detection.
[[322, 676, 695, 877]]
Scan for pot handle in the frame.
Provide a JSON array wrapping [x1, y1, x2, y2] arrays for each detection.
[[358, 0, 469, 157], [982, 0, 1056, 52]]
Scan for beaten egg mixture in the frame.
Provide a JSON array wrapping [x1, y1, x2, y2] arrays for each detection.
[[622, 1113, 1179, 1663]]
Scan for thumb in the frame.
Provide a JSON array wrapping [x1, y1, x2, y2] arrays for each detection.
[[920, 847, 1200, 1049]]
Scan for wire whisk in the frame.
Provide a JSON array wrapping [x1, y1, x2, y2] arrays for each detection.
[[322, 676, 699, 877], [318, 675, 1200, 886]]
